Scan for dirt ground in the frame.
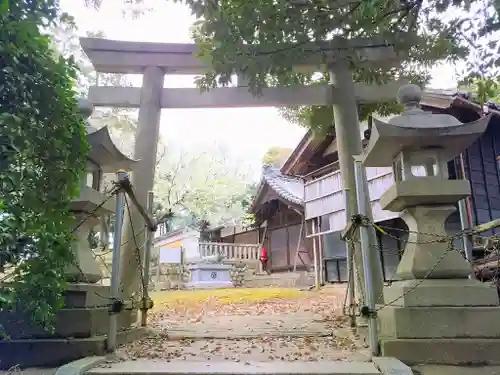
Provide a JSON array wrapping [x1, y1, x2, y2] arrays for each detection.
[[112, 286, 370, 363]]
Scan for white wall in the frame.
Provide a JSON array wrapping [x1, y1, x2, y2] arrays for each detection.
[[154, 228, 201, 263], [183, 234, 201, 263]]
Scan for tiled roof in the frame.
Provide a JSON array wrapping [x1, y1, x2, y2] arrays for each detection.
[[262, 166, 304, 206], [284, 88, 500, 175]]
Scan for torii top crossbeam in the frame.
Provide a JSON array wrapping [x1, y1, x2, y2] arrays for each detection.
[[80, 36, 400, 75], [80, 36, 405, 108]]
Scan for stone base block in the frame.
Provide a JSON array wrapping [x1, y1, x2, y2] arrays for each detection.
[[64, 283, 111, 308], [380, 338, 500, 366], [185, 280, 233, 289], [378, 305, 500, 339], [118, 309, 139, 330], [0, 327, 149, 369], [383, 279, 499, 307], [0, 307, 109, 339]]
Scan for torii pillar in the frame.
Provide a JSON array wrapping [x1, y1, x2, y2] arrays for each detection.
[[329, 61, 384, 304], [81, 37, 402, 326], [119, 66, 164, 325]]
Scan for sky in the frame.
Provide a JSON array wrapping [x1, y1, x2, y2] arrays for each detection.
[[61, 0, 463, 177]]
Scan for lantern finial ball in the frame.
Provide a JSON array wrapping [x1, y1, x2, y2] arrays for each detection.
[[397, 84, 422, 108], [78, 98, 94, 119]]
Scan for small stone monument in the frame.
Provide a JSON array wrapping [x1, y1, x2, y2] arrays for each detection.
[[186, 255, 233, 289], [362, 84, 500, 365]]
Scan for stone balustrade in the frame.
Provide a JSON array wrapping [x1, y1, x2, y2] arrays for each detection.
[[199, 242, 260, 263]]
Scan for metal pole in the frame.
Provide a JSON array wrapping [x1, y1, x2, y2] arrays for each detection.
[[458, 200, 473, 259], [293, 217, 304, 272], [455, 159, 473, 278], [353, 157, 379, 357], [311, 218, 321, 289], [344, 187, 356, 328], [141, 191, 154, 326], [318, 230, 325, 285], [107, 170, 127, 352]]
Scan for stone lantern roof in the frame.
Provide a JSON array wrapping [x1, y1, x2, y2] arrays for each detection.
[[78, 98, 137, 172], [362, 84, 492, 167]]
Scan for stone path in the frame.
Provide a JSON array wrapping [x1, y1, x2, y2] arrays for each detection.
[[92, 360, 380, 375], [162, 313, 337, 339], [112, 286, 369, 363], [114, 335, 369, 363]]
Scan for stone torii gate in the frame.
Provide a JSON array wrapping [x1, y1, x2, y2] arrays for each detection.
[[80, 36, 402, 325]]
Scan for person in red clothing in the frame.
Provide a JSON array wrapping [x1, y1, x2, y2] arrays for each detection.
[[260, 246, 270, 274]]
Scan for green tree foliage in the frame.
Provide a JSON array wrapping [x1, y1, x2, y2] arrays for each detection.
[[460, 76, 500, 105], [154, 145, 256, 229], [0, 2, 88, 328], [262, 147, 293, 168], [84, 0, 500, 126], [172, 0, 497, 131]]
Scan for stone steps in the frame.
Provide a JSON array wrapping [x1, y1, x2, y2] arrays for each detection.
[[0, 307, 109, 339], [378, 306, 500, 339], [0, 283, 145, 369], [380, 338, 500, 366], [0, 327, 149, 369], [86, 360, 382, 375], [244, 272, 314, 288]]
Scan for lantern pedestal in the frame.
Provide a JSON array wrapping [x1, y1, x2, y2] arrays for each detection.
[[65, 213, 104, 283], [380, 177, 473, 280], [378, 182, 500, 365], [360, 84, 500, 365], [377, 186, 500, 364], [65, 186, 116, 283]]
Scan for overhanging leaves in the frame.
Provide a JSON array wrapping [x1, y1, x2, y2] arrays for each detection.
[[0, 1, 88, 330]]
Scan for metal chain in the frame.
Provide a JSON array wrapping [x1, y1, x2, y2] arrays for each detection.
[[374, 221, 500, 243], [124, 195, 148, 300], [344, 233, 365, 318], [71, 188, 122, 308], [375, 239, 455, 311], [342, 237, 360, 317], [71, 187, 119, 233], [342, 214, 487, 314]]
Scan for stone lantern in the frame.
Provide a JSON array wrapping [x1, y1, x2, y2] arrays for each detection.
[[65, 99, 136, 283], [361, 84, 500, 365]]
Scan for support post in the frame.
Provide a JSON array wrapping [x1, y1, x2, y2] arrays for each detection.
[[119, 66, 165, 326], [458, 199, 473, 261], [107, 170, 127, 352], [293, 217, 304, 272], [140, 191, 154, 327], [344, 187, 356, 328], [312, 218, 321, 289], [456, 157, 473, 274], [353, 158, 379, 357], [329, 63, 384, 302], [156, 255, 161, 286], [318, 233, 324, 285]]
